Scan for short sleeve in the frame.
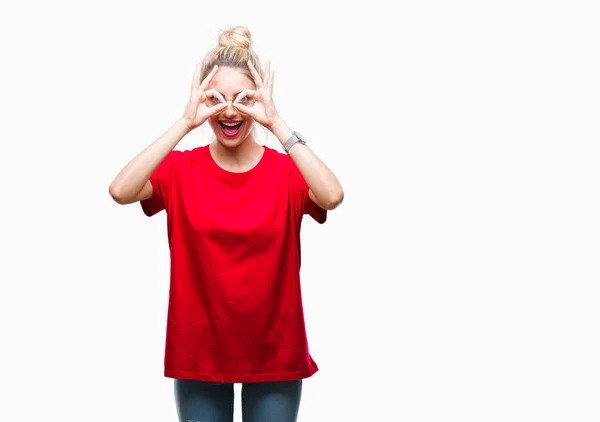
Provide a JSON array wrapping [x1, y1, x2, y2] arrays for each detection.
[[288, 158, 327, 224], [140, 150, 183, 217]]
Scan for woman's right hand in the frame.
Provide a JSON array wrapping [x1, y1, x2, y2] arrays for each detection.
[[180, 64, 227, 130]]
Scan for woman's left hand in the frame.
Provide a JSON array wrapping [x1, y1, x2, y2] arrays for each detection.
[[233, 60, 281, 130]]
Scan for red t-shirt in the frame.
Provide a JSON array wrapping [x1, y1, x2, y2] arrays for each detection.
[[140, 144, 327, 382]]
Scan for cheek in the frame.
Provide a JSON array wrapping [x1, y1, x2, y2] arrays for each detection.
[[207, 116, 218, 131], [243, 120, 254, 134]]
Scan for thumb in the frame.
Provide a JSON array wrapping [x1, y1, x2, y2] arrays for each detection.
[[207, 102, 228, 115], [232, 103, 254, 116]]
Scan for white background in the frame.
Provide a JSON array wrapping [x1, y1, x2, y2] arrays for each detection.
[[1, 0, 599, 421]]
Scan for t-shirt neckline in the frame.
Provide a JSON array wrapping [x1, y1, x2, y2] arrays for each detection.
[[207, 143, 269, 181]]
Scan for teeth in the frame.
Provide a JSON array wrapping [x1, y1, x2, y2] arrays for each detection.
[[222, 122, 241, 127]]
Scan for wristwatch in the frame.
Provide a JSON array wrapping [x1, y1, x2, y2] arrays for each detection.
[[283, 131, 306, 153]]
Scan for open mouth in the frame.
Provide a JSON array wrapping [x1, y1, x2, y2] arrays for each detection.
[[219, 120, 243, 138]]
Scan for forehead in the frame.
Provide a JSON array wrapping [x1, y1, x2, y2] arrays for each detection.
[[207, 67, 255, 93]]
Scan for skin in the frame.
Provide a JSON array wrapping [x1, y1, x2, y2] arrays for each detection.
[[205, 66, 263, 172], [204, 61, 345, 210], [109, 61, 344, 210]]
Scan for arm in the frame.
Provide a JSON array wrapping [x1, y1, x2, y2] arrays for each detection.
[[269, 118, 344, 210], [232, 60, 344, 211], [109, 64, 227, 205], [108, 119, 191, 205]]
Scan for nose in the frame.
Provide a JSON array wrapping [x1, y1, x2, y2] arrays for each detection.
[[222, 100, 238, 118]]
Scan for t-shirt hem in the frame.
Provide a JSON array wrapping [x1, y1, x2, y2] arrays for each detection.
[[164, 366, 318, 383]]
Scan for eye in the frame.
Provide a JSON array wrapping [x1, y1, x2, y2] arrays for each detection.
[[209, 96, 221, 103], [240, 96, 250, 103]]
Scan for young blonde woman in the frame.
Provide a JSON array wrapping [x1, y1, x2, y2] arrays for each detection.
[[109, 26, 343, 422]]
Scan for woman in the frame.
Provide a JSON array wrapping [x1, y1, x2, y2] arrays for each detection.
[[109, 26, 343, 422]]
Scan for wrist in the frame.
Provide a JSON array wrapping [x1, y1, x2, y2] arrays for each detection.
[[268, 117, 292, 145], [176, 117, 194, 133]]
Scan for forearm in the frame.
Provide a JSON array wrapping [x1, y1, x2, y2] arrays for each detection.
[[268, 118, 344, 210], [109, 119, 191, 202]]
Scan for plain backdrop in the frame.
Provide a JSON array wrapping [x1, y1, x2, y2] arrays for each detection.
[[1, 0, 599, 421]]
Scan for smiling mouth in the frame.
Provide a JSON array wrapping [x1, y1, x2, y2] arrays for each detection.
[[219, 121, 243, 138]]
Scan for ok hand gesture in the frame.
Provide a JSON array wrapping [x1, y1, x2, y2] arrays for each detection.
[[181, 64, 228, 130], [232, 61, 281, 130]]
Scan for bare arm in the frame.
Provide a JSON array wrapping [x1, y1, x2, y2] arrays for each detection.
[[108, 119, 191, 204], [270, 118, 344, 210], [233, 60, 344, 210], [108, 64, 227, 205]]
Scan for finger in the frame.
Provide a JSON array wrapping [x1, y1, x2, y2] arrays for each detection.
[[203, 88, 226, 104], [264, 60, 271, 86], [191, 64, 200, 93], [200, 65, 218, 90], [234, 89, 257, 103], [247, 60, 263, 88], [268, 70, 275, 95], [206, 102, 228, 115], [232, 102, 254, 116]]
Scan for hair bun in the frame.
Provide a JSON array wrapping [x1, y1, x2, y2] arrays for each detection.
[[218, 26, 252, 49]]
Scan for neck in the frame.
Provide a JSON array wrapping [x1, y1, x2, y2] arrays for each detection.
[[210, 134, 264, 170]]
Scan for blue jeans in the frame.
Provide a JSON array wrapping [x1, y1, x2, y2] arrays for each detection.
[[174, 379, 302, 422]]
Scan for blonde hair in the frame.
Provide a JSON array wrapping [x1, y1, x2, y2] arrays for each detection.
[[200, 26, 263, 85], [201, 26, 270, 145]]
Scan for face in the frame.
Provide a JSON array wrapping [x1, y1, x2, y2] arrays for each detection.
[[206, 66, 256, 147]]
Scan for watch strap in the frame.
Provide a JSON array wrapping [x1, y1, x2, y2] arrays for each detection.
[[284, 131, 305, 153]]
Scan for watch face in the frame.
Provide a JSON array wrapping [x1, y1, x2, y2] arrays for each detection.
[[294, 131, 305, 142]]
